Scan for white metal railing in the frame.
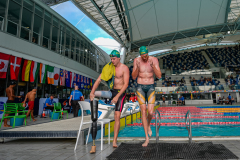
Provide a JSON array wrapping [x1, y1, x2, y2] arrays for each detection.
[[185, 110, 192, 144], [155, 109, 161, 143]]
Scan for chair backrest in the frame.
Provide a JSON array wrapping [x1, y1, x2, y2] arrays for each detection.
[[78, 101, 91, 111], [4, 103, 18, 115], [54, 102, 62, 111], [17, 103, 25, 110]]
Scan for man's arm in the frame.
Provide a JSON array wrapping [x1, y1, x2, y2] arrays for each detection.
[[23, 93, 28, 104], [90, 74, 102, 101], [149, 57, 162, 79], [81, 96, 85, 101], [132, 58, 139, 80], [10, 89, 21, 98], [46, 103, 54, 107], [22, 93, 28, 107], [69, 95, 72, 106], [112, 66, 129, 103]]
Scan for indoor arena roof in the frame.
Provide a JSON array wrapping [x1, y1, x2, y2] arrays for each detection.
[[42, 0, 240, 52]]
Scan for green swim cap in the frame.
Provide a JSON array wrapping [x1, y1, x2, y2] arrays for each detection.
[[110, 50, 120, 58], [139, 46, 148, 55]]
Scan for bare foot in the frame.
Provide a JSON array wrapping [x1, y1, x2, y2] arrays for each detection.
[[33, 119, 37, 122], [113, 141, 118, 148], [3, 124, 11, 127], [142, 137, 149, 147], [148, 127, 152, 137]]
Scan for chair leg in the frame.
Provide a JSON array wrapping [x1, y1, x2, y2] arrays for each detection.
[[0, 117, 4, 129], [101, 123, 103, 150], [13, 117, 15, 128], [74, 125, 82, 151], [86, 126, 91, 144], [51, 112, 53, 121], [108, 122, 110, 145]]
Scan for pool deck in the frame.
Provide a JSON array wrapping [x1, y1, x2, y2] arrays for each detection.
[[1, 138, 240, 160], [1, 104, 240, 159]]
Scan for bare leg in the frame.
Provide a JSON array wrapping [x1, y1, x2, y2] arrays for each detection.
[[3, 114, 11, 127], [147, 104, 154, 138], [140, 104, 149, 147], [113, 111, 121, 148], [31, 110, 37, 121], [25, 110, 31, 119]]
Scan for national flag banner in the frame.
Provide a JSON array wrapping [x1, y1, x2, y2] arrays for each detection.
[[65, 71, 73, 88], [83, 76, 87, 89], [77, 74, 81, 88], [71, 72, 74, 88], [53, 67, 60, 86], [80, 75, 84, 89], [22, 59, 32, 81], [90, 79, 93, 89], [10, 56, 22, 80], [30, 61, 40, 83], [72, 73, 77, 88], [0, 52, 10, 78], [60, 69, 65, 86], [86, 77, 90, 90], [47, 66, 54, 84], [39, 63, 48, 84]]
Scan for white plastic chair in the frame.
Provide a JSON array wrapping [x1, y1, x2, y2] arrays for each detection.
[[74, 101, 111, 151]]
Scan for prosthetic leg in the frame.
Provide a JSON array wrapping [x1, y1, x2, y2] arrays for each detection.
[[90, 99, 98, 154]]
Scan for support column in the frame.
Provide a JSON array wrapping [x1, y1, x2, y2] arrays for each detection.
[[95, 49, 99, 73], [120, 47, 127, 64]]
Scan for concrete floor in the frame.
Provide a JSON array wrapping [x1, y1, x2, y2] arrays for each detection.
[[1, 138, 240, 160]]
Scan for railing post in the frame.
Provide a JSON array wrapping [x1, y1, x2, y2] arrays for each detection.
[[155, 111, 158, 143], [185, 110, 192, 144]]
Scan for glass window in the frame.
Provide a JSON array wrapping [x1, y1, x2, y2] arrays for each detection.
[[80, 39, 84, 64], [59, 23, 65, 54], [0, 0, 6, 30], [33, 14, 42, 44], [76, 40, 80, 62], [51, 25, 58, 51], [71, 35, 75, 59], [53, 16, 58, 26], [0, 79, 6, 96], [23, 0, 33, 11], [43, 20, 51, 48], [13, 0, 22, 4], [44, 11, 51, 22], [7, 0, 21, 36], [20, 8, 32, 41], [35, 5, 43, 17], [65, 30, 70, 57], [0, 0, 7, 18], [62, 87, 66, 98]]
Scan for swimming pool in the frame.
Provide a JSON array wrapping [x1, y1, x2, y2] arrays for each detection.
[[117, 106, 240, 137]]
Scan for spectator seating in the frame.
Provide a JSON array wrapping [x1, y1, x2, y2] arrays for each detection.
[[162, 51, 209, 73], [205, 47, 240, 67]]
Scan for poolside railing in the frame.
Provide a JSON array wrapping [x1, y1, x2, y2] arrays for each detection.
[[155, 109, 161, 143], [185, 110, 192, 144]]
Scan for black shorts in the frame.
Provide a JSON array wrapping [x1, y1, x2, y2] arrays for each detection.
[[111, 89, 126, 112], [6, 100, 14, 103]]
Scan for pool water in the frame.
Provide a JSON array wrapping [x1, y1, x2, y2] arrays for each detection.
[[117, 106, 240, 137]]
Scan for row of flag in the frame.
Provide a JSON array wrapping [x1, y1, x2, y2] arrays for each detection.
[[0, 52, 94, 90]]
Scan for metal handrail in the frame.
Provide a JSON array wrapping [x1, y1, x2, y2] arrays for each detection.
[[155, 109, 161, 143], [185, 110, 192, 144]]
